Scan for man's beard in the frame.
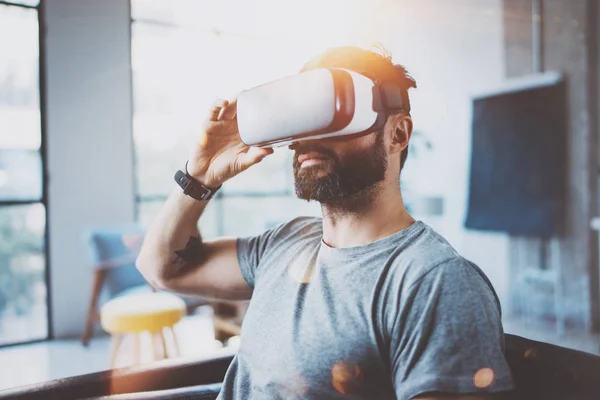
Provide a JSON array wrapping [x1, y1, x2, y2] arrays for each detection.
[[293, 133, 388, 214]]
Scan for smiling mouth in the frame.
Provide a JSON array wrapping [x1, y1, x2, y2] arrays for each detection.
[[297, 152, 332, 166]]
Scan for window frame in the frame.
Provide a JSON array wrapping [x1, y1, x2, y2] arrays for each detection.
[[0, 0, 51, 348], [0, 1, 39, 7]]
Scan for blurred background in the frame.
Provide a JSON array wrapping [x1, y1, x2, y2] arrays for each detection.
[[1, 0, 599, 391]]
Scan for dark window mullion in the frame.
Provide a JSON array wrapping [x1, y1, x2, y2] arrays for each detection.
[[37, 0, 51, 341], [136, 191, 294, 203], [130, 17, 180, 29], [0, 1, 38, 10], [0, 199, 44, 207]]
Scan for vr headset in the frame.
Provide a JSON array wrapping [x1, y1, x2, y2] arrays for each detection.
[[236, 68, 410, 148]]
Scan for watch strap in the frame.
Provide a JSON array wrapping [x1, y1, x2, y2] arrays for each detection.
[[174, 166, 220, 202]]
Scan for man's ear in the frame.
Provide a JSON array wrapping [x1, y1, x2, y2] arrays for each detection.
[[391, 114, 413, 153]]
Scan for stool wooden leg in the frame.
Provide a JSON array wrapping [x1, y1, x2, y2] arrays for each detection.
[[150, 332, 158, 361], [110, 335, 123, 369], [160, 329, 169, 358], [151, 331, 160, 361], [169, 326, 180, 357], [133, 333, 140, 364]]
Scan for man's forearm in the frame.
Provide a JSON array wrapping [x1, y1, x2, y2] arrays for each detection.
[[136, 189, 209, 286]]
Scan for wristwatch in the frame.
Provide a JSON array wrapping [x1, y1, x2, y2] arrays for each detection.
[[174, 162, 220, 201]]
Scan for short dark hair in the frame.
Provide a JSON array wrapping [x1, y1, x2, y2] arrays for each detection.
[[301, 45, 417, 170]]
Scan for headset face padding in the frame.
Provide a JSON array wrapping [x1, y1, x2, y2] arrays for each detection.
[[237, 68, 404, 148]]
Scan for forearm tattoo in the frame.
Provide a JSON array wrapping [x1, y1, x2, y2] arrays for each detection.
[[172, 236, 205, 269]]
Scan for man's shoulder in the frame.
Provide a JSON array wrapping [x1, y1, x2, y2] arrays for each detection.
[[285, 215, 323, 230], [272, 215, 322, 235], [391, 223, 502, 312], [257, 216, 322, 245], [386, 224, 490, 290], [392, 223, 464, 280]]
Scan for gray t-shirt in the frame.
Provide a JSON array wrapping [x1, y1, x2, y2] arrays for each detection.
[[217, 217, 515, 399]]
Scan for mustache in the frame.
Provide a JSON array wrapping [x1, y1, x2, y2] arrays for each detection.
[[291, 142, 339, 164]]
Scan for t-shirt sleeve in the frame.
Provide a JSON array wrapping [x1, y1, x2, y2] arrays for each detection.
[[389, 257, 516, 399], [236, 227, 279, 290], [236, 217, 318, 290]]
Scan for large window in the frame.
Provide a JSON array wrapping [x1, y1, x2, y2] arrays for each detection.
[[0, 0, 48, 346], [129, 0, 372, 236]]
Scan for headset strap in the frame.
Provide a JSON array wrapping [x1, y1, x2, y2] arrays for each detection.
[[372, 81, 411, 115]]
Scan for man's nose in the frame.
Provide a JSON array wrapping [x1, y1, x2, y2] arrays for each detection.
[[289, 139, 327, 151], [288, 141, 304, 151]]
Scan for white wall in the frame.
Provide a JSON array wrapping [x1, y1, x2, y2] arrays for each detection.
[[43, 0, 135, 338]]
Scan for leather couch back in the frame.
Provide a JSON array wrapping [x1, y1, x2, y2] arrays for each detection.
[[2, 334, 600, 399], [505, 333, 600, 400]]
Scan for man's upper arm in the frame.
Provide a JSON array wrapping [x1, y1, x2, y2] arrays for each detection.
[[164, 219, 292, 300], [389, 258, 516, 399], [160, 236, 252, 300]]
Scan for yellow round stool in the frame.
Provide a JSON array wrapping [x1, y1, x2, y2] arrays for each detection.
[[100, 292, 186, 368]]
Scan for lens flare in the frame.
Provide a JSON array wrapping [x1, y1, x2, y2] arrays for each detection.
[[287, 251, 319, 284], [473, 367, 494, 388], [524, 347, 538, 358], [331, 361, 363, 394]]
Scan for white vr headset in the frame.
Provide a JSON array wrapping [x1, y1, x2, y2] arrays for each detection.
[[236, 68, 410, 148]]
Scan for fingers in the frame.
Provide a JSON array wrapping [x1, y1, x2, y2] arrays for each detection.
[[207, 98, 236, 125], [219, 99, 237, 121], [208, 99, 229, 122]]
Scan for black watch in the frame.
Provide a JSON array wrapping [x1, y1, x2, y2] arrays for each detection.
[[174, 162, 220, 202]]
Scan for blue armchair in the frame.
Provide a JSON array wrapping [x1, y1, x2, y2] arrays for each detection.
[[81, 225, 207, 346]]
